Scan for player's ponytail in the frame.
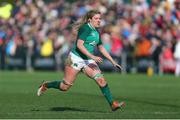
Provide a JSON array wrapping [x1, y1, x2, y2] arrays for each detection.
[[72, 10, 101, 36]]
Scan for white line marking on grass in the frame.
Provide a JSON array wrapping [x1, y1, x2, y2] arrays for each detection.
[[154, 111, 180, 115]]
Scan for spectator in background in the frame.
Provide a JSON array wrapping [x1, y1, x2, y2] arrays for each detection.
[[110, 25, 123, 58], [0, 0, 179, 75], [40, 31, 56, 57], [0, 29, 6, 69], [159, 42, 176, 73], [0, 2, 12, 19], [174, 37, 180, 76], [135, 36, 151, 60], [101, 32, 111, 52], [150, 37, 162, 74]]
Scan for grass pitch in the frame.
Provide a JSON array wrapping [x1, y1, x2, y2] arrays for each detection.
[[0, 71, 180, 119]]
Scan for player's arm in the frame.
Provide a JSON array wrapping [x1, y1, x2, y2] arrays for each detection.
[[98, 45, 123, 70], [77, 39, 103, 63]]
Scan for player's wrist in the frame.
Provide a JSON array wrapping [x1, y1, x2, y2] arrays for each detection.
[[90, 55, 96, 60], [111, 61, 116, 66]]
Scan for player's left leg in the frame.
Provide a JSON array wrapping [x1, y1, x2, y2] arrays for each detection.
[[83, 63, 125, 111]]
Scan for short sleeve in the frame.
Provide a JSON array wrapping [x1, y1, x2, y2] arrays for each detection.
[[78, 25, 89, 40], [97, 38, 102, 46], [97, 32, 102, 46]]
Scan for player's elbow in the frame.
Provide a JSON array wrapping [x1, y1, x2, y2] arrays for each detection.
[[77, 44, 81, 50], [77, 39, 84, 50], [77, 43, 84, 52]]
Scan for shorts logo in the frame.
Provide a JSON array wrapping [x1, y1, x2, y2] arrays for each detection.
[[73, 63, 78, 67]]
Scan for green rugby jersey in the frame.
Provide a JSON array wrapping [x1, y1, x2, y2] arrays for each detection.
[[71, 23, 102, 59]]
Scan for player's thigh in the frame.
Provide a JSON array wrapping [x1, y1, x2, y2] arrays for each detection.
[[63, 65, 80, 84], [83, 62, 101, 78]]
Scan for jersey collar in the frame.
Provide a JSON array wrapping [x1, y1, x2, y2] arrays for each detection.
[[88, 23, 96, 31]]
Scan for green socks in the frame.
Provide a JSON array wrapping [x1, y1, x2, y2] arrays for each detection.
[[46, 81, 113, 105], [46, 80, 62, 89], [100, 84, 113, 105]]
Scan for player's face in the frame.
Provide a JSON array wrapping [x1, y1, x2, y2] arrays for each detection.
[[90, 14, 101, 28]]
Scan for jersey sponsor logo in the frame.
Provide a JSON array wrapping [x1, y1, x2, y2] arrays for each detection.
[[89, 41, 96, 46], [90, 32, 96, 36]]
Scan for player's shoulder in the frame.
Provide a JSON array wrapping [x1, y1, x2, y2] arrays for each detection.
[[79, 23, 90, 31]]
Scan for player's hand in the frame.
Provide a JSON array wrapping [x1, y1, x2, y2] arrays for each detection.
[[113, 63, 123, 70], [92, 56, 103, 63]]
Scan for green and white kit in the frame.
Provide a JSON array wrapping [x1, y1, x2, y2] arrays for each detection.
[[70, 23, 102, 70]]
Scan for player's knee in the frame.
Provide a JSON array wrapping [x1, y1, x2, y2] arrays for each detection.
[[60, 80, 73, 91], [96, 77, 107, 87], [60, 84, 71, 91]]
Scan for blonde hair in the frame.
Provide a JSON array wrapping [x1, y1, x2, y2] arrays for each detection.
[[72, 10, 101, 36]]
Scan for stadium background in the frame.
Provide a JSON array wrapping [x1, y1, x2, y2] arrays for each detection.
[[0, 0, 179, 75], [0, 0, 180, 119]]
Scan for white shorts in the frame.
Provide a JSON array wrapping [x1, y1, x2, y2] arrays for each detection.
[[69, 52, 96, 70]]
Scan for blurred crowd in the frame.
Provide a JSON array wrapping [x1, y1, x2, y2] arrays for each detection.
[[0, 0, 180, 76]]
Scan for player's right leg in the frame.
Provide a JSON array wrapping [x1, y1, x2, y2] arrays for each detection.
[[37, 55, 80, 96], [37, 65, 79, 96]]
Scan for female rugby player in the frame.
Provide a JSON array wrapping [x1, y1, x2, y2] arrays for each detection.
[[37, 10, 125, 111]]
